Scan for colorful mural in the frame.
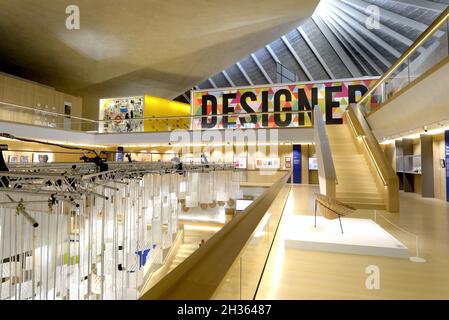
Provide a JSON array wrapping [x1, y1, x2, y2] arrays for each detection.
[[99, 96, 144, 133], [99, 95, 190, 133], [191, 78, 377, 130]]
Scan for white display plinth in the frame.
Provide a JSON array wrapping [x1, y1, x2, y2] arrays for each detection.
[[284, 216, 410, 259]]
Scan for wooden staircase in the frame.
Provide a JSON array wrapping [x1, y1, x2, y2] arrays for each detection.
[[168, 243, 198, 273], [326, 124, 385, 210]]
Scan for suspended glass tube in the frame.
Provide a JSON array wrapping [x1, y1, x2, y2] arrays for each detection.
[[0, 165, 233, 300]]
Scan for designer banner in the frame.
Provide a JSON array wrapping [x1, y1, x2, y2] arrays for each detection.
[[191, 78, 377, 130]]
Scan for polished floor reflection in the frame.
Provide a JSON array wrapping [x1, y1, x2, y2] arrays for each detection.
[[256, 185, 449, 299]]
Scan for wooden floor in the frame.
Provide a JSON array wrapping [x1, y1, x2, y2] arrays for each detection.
[[255, 185, 449, 299]]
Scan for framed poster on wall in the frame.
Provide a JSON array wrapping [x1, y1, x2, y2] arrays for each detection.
[[255, 158, 280, 169], [33, 153, 54, 163], [234, 157, 247, 169], [99, 96, 144, 133], [308, 157, 318, 170], [285, 157, 291, 169], [20, 156, 30, 163], [8, 155, 18, 163]]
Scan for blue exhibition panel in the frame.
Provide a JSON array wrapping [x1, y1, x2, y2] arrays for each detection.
[[293, 144, 302, 184], [445, 130, 449, 202]]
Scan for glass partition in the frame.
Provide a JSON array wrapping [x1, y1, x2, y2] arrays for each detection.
[[359, 13, 449, 115], [212, 184, 290, 299], [396, 155, 422, 174]]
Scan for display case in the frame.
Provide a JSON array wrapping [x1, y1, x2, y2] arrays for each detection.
[[396, 155, 421, 174], [404, 155, 421, 174]]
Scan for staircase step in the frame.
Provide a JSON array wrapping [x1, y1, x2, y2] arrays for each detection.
[[335, 170, 372, 175], [340, 202, 386, 210], [168, 243, 198, 274], [330, 148, 359, 153], [336, 172, 375, 177], [333, 156, 366, 160], [328, 136, 355, 141], [328, 137, 353, 142], [337, 196, 384, 204], [337, 189, 379, 194], [336, 178, 377, 185], [333, 159, 366, 163], [337, 186, 378, 191], [337, 178, 377, 184], [333, 161, 369, 167], [333, 159, 367, 163], [332, 154, 365, 159], [337, 191, 381, 198], [334, 163, 370, 167], [337, 185, 378, 191], [334, 162, 370, 166], [336, 180, 376, 184], [326, 125, 350, 131]]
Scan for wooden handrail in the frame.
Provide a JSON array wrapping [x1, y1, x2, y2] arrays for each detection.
[[140, 172, 291, 300]]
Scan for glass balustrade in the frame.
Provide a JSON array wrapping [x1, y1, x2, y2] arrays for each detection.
[[359, 13, 449, 115], [0, 101, 313, 134], [212, 179, 290, 300]]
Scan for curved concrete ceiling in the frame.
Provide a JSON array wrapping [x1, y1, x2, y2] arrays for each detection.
[[0, 0, 319, 119]]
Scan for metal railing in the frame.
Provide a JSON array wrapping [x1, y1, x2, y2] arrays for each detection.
[[276, 62, 299, 83], [0, 100, 313, 133]]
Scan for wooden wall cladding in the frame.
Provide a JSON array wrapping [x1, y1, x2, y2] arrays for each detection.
[[0, 72, 82, 129]]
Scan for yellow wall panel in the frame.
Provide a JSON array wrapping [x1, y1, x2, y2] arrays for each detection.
[[144, 94, 190, 132]]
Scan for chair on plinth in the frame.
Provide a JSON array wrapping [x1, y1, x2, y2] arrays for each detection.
[[314, 194, 356, 234]]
